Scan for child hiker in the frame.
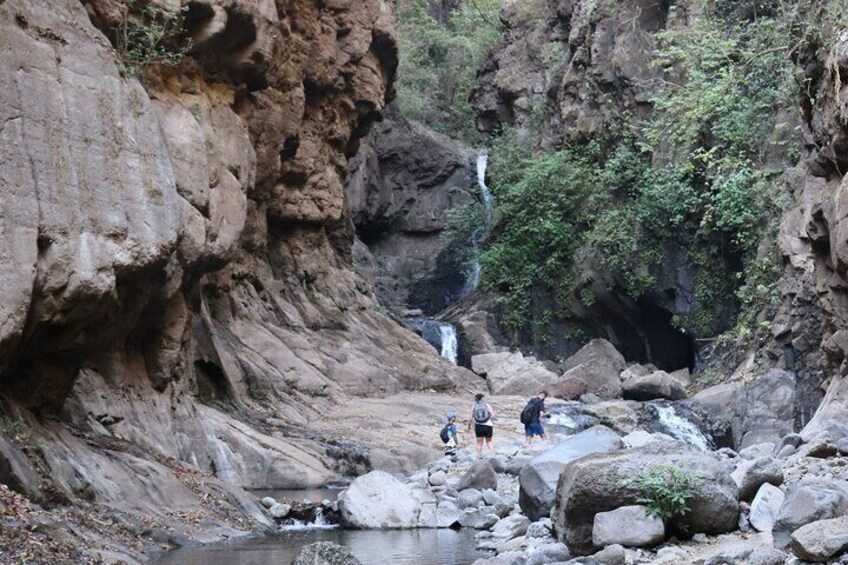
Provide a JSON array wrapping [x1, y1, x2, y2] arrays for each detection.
[[440, 413, 459, 460]]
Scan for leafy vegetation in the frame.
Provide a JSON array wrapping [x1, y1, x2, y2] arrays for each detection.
[[621, 465, 698, 524], [394, 0, 501, 141], [475, 1, 821, 341], [115, 5, 191, 77]]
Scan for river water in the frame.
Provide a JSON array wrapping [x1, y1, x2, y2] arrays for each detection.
[[157, 527, 485, 565]]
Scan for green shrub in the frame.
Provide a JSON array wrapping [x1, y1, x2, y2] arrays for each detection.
[[621, 465, 698, 524], [115, 5, 191, 77]]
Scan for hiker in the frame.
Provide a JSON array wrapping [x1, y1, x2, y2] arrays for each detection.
[[467, 392, 495, 456], [440, 413, 459, 460], [521, 391, 549, 445]]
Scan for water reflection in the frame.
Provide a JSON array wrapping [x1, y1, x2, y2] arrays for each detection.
[[158, 528, 485, 565]]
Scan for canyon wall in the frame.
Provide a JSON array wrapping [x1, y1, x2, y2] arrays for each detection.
[[0, 0, 476, 556]]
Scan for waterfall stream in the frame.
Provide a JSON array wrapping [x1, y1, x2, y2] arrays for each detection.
[[408, 318, 459, 365], [460, 151, 495, 295]]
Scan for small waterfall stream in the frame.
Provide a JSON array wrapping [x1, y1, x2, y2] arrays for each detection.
[[408, 318, 459, 365], [461, 151, 495, 295]]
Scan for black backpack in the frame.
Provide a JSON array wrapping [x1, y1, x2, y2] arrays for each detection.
[[440, 424, 451, 443], [520, 399, 539, 425]]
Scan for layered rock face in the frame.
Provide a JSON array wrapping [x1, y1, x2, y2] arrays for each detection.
[[347, 110, 474, 314], [0, 0, 474, 540]]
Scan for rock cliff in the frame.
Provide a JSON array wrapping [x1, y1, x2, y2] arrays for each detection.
[[0, 0, 476, 559]]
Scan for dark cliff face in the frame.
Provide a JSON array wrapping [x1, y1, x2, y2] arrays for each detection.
[[0, 0, 474, 536]]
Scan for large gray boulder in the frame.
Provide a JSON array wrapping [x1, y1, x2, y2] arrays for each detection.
[[749, 483, 785, 533], [292, 542, 361, 565], [690, 370, 795, 450], [552, 442, 739, 555], [457, 460, 498, 492], [559, 339, 626, 399], [731, 457, 783, 501], [519, 426, 624, 521], [773, 479, 848, 548], [790, 515, 848, 562], [471, 352, 560, 395], [592, 505, 664, 548], [738, 370, 796, 449], [338, 470, 420, 529], [621, 371, 686, 401]]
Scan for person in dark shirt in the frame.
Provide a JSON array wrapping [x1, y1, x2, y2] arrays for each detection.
[[523, 391, 548, 446]]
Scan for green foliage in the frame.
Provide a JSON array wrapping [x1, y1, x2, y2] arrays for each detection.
[[621, 465, 698, 523], [0, 416, 30, 442], [115, 5, 191, 77], [394, 0, 501, 140], [442, 200, 487, 278]]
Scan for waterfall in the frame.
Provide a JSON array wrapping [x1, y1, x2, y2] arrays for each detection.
[[461, 151, 495, 296], [652, 404, 713, 451], [408, 318, 459, 365], [439, 324, 458, 365], [279, 508, 338, 531]]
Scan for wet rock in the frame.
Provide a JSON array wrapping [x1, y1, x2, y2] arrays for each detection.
[[791, 515, 848, 562], [553, 443, 739, 555], [458, 489, 485, 509], [622, 430, 674, 449], [773, 479, 848, 548], [731, 457, 784, 501], [338, 471, 421, 529], [749, 483, 785, 532], [592, 505, 664, 548], [269, 502, 291, 519], [260, 497, 276, 509], [292, 542, 361, 565], [519, 426, 623, 521], [458, 460, 497, 492], [622, 371, 687, 401]]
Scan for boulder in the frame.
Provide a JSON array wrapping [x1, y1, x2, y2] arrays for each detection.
[[428, 471, 447, 487], [592, 505, 665, 548], [690, 382, 743, 441], [490, 514, 530, 542], [458, 508, 500, 529], [749, 483, 785, 532], [738, 443, 775, 460], [526, 518, 553, 539], [548, 375, 589, 401], [458, 488, 485, 509], [552, 442, 739, 555], [457, 460, 498, 492], [773, 479, 848, 548], [482, 489, 504, 507], [622, 430, 674, 448], [731, 457, 783, 501], [436, 500, 461, 528], [591, 544, 627, 565], [560, 339, 626, 400], [260, 496, 276, 509], [790, 515, 848, 562], [622, 371, 687, 401], [471, 352, 560, 395], [338, 470, 420, 529], [519, 426, 624, 521], [292, 542, 361, 565], [523, 542, 571, 565], [737, 369, 796, 449]]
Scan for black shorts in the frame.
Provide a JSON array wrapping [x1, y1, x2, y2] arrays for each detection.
[[475, 424, 493, 438]]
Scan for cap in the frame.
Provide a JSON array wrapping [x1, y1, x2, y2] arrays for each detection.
[[446, 412, 457, 420]]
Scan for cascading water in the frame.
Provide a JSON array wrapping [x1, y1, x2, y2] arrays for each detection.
[[460, 151, 495, 295], [408, 318, 459, 365], [650, 403, 713, 451]]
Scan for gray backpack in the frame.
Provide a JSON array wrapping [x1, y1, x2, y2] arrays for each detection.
[[473, 402, 490, 423]]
